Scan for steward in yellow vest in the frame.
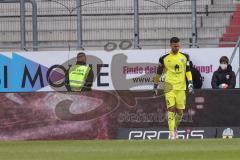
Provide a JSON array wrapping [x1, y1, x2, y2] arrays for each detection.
[[66, 52, 94, 91]]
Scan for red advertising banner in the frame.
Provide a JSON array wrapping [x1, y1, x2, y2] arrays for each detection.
[[0, 89, 240, 140]]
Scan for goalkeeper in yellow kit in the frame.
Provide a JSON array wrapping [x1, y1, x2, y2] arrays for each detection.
[[153, 37, 193, 140]]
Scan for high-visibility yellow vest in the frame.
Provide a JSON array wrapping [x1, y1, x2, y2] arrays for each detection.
[[69, 65, 90, 91]]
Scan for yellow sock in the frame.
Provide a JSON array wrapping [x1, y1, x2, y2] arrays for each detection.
[[168, 111, 175, 135], [175, 111, 183, 130]]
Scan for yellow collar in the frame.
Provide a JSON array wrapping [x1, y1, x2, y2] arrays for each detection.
[[170, 51, 180, 55]]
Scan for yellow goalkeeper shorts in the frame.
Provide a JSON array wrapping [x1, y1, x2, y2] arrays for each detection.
[[165, 90, 186, 109]]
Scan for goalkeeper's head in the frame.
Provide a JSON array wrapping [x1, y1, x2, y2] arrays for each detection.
[[170, 37, 180, 54]]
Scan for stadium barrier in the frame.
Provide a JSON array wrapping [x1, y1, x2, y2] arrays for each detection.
[[0, 89, 239, 140], [0, 48, 239, 91]]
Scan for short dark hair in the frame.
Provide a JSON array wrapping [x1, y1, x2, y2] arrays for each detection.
[[77, 52, 86, 57], [220, 56, 229, 64], [170, 37, 180, 44]]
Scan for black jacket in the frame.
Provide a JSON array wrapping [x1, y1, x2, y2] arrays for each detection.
[[191, 67, 203, 89], [187, 61, 203, 89], [211, 65, 236, 89]]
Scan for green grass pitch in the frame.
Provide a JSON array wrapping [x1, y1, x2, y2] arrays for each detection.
[[0, 139, 239, 160]]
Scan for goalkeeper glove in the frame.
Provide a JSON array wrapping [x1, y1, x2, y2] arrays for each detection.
[[188, 80, 194, 94], [160, 74, 165, 82], [219, 83, 228, 89], [153, 83, 158, 96]]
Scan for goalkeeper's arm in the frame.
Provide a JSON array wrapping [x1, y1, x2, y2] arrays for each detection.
[[154, 64, 164, 89], [186, 58, 193, 82], [186, 61, 194, 93]]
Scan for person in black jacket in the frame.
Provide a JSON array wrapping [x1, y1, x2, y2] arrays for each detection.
[[211, 56, 236, 89], [189, 61, 203, 89]]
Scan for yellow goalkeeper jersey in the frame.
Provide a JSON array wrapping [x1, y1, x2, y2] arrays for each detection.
[[159, 51, 192, 90]]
